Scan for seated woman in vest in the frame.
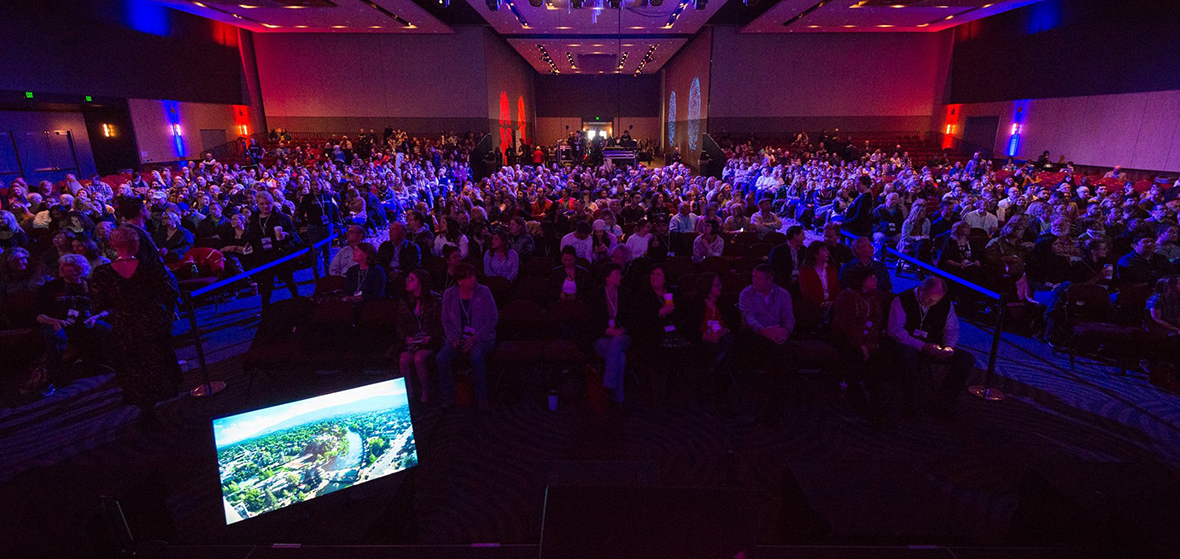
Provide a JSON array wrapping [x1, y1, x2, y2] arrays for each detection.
[[884, 276, 975, 418]]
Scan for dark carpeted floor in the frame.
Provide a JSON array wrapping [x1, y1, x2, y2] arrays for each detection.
[[3, 266, 1179, 559]]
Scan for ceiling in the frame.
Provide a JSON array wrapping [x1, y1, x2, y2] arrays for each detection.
[[510, 37, 687, 75], [153, 0, 452, 33], [742, 0, 1045, 33], [152, 0, 1046, 73]]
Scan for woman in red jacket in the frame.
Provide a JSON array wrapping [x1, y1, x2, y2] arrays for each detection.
[[798, 242, 841, 312]]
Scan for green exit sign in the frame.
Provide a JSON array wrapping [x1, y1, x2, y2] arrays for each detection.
[[85, 95, 92, 102], [24, 91, 33, 99], [595, 116, 600, 121]]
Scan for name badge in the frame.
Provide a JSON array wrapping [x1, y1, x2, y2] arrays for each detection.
[[463, 326, 475, 336], [865, 321, 873, 329], [261, 237, 274, 251], [664, 324, 677, 333], [354, 291, 363, 297], [912, 329, 928, 340], [320, 214, 330, 225], [608, 319, 616, 329], [68, 309, 79, 318], [707, 320, 721, 332]]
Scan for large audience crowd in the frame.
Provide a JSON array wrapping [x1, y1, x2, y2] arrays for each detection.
[[3, 128, 1180, 424]]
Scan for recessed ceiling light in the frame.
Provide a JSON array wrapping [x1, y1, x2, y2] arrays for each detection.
[[556, 26, 571, 29], [935, 4, 948, 7], [261, 23, 280, 28], [890, 4, 905, 7], [295, 25, 308, 28], [370, 25, 383, 28], [983, 3, 994, 6], [916, 23, 929, 27], [331, 25, 347, 28], [568, 43, 581, 47], [944, 14, 954, 20], [284, 4, 306, 8], [192, 1, 207, 7], [807, 25, 820, 28], [239, 4, 258, 8], [629, 26, 644, 29], [876, 24, 894, 27], [622, 43, 634, 47], [843, 24, 855, 28]]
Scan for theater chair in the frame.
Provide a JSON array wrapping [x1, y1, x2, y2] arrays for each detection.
[[522, 256, 555, 277], [490, 300, 548, 398], [1060, 283, 1143, 373], [167, 247, 225, 295]]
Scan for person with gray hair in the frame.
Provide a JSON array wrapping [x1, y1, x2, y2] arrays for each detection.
[[26, 253, 111, 396], [152, 210, 194, 263], [885, 276, 974, 418]]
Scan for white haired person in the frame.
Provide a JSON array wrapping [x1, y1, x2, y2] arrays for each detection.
[[246, 190, 302, 311], [152, 210, 194, 263], [90, 226, 182, 430], [0, 209, 29, 251], [26, 254, 111, 396]]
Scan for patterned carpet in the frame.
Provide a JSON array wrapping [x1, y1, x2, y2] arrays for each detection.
[[2, 267, 1179, 559]]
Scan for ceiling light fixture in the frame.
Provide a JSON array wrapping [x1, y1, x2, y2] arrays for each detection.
[[239, 4, 258, 8], [807, 25, 820, 28], [916, 22, 929, 27], [295, 25, 308, 28], [876, 24, 894, 27], [331, 25, 346, 28], [261, 23, 280, 28], [664, 0, 690, 29], [890, 4, 905, 7], [192, 1, 206, 7]]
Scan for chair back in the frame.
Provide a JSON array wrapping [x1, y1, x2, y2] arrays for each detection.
[[480, 275, 514, 307], [315, 274, 347, 295], [183, 247, 226, 276], [522, 256, 555, 277], [498, 300, 548, 340], [1064, 283, 1114, 323]]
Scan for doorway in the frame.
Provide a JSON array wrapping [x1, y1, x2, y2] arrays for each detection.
[[581, 120, 613, 141]]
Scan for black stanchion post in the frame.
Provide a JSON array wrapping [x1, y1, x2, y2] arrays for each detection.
[[309, 234, 321, 282], [185, 292, 225, 398], [969, 294, 1007, 401]]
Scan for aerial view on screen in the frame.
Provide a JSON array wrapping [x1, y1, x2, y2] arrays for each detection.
[[213, 379, 417, 524]]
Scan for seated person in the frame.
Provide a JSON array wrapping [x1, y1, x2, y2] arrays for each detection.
[[1115, 232, 1175, 287], [329, 225, 366, 277], [437, 263, 498, 410], [937, 221, 984, 287], [396, 269, 443, 403], [739, 263, 797, 424], [1, 247, 51, 303], [839, 236, 892, 294], [831, 267, 885, 416], [682, 272, 736, 409], [483, 230, 520, 282], [589, 219, 618, 263], [768, 225, 806, 293], [589, 263, 633, 405], [1027, 217, 1078, 288], [799, 241, 841, 313], [507, 217, 535, 260], [750, 198, 782, 238], [821, 222, 855, 269], [32, 254, 111, 394], [343, 242, 385, 302], [548, 245, 591, 301], [885, 277, 975, 417], [625, 218, 653, 259], [153, 210, 194, 263], [692, 219, 724, 263], [984, 220, 1035, 303], [378, 221, 424, 292], [1156, 223, 1180, 265], [871, 193, 905, 250], [1068, 238, 1113, 285]]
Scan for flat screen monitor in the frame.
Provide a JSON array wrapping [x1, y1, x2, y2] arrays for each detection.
[[213, 379, 418, 524]]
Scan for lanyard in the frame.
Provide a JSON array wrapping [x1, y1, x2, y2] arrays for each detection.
[[460, 297, 472, 325], [356, 267, 369, 289], [605, 286, 618, 319]]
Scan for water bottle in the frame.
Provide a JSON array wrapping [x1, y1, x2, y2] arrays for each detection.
[[548, 390, 558, 411]]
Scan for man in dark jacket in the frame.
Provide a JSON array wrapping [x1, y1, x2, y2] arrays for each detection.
[[838, 175, 875, 237]]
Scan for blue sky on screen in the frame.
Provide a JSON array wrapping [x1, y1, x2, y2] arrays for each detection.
[[213, 380, 408, 448]]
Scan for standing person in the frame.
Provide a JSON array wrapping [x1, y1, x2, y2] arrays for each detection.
[[90, 226, 182, 429], [247, 191, 302, 311], [589, 263, 632, 406], [396, 269, 443, 403], [117, 197, 161, 266], [437, 263, 497, 410], [885, 277, 974, 418], [298, 180, 341, 275], [838, 175, 875, 237]]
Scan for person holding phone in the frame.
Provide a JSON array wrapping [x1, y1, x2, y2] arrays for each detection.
[[885, 277, 975, 418]]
